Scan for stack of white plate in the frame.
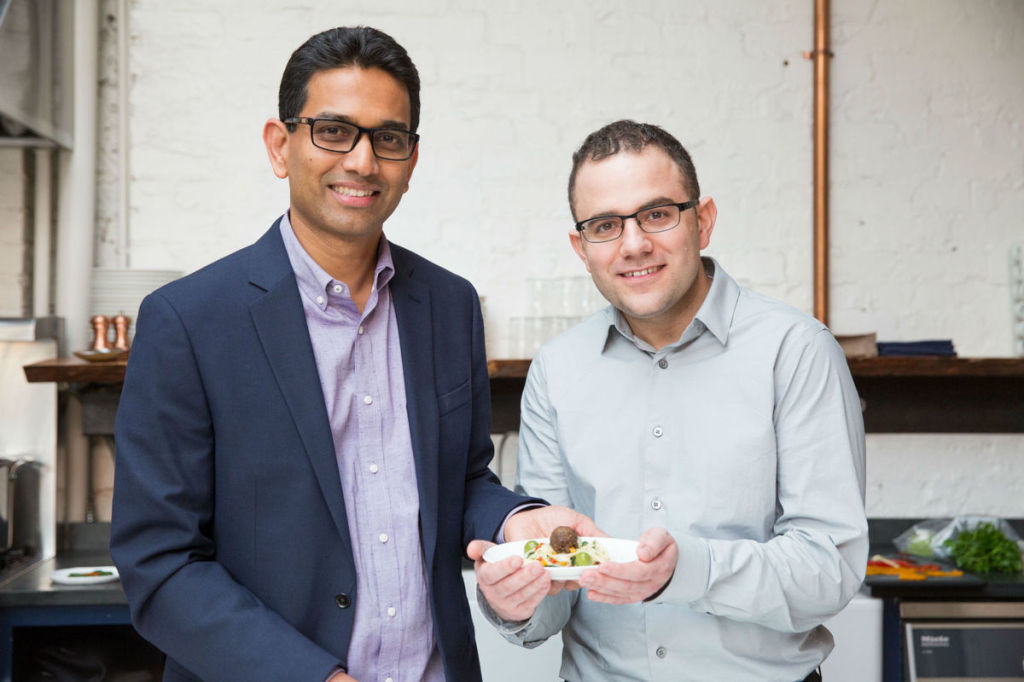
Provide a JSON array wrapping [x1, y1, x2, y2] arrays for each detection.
[[88, 268, 183, 345]]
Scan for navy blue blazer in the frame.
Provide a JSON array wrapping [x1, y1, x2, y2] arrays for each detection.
[[110, 221, 536, 681]]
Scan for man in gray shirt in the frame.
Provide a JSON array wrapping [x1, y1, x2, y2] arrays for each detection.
[[470, 120, 867, 681]]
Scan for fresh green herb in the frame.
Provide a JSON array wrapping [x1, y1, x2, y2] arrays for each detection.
[[944, 523, 1022, 574]]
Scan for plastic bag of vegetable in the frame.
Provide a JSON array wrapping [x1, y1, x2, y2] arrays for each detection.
[[894, 516, 1023, 573], [894, 518, 950, 557]]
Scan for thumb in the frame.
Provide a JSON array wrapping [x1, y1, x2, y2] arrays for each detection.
[[466, 539, 495, 561], [636, 527, 672, 561]]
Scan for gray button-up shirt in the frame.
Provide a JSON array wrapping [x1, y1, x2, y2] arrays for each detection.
[[485, 258, 867, 681], [281, 215, 442, 682]]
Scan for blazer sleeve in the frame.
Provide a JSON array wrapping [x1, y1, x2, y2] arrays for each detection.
[[110, 292, 342, 681]]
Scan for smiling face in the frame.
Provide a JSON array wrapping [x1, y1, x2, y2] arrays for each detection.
[[264, 66, 417, 258], [569, 146, 717, 349]]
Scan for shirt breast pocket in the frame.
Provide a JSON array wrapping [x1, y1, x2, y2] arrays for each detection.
[[437, 378, 471, 416]]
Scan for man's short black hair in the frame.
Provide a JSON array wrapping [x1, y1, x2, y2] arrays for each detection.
[[279, 26, 421, 132], [568, 120, 700, 219]]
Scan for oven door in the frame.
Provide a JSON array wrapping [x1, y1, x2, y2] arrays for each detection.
[[902, 602, 1024, 682]]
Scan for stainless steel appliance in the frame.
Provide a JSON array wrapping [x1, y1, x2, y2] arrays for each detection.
[[1, 457, 44, 560], [0, 321, 58, 576], [902, 601, 1024, 681]]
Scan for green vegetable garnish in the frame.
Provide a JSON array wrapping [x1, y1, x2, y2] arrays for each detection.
[[572, 552, 594, 566], [944, 522, 1022, 574], [524, 540, 538, 553]]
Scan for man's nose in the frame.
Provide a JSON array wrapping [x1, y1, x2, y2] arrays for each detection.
[[341, 134, 379, 176], [619, 217, 653, 255]]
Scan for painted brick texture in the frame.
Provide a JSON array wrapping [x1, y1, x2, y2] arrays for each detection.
[[3, 0, 1018, 517]]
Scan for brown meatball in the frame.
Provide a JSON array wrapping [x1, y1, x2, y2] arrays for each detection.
[[550, 526, 579, 553]]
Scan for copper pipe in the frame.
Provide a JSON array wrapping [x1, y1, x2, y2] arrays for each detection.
[[810, 0, 831, 325]]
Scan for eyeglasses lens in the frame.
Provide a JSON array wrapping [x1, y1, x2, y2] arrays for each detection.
[[582, 204, 681, 242], [311, 120, 414, 160]]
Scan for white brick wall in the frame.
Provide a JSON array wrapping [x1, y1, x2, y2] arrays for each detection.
[[2, 0, 1020, 517]]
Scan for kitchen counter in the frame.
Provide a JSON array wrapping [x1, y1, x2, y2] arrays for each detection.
[[865, 548, 1024, 600], [0, 525, 149, 681], [864, 518, 1024, 601], [0, 550, 126, 609]]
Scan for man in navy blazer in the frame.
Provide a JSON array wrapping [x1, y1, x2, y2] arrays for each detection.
[[111, 26, 591, 681]]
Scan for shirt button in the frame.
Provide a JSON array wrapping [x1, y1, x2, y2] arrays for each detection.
[[652, 426, 664, 437], [387, 606, 396, 617], [358, 325, 365, 335], [651, 497, 663, 511], [333, 284, 343, 293], [315, 295, 324, 305], [369, 463, 379, 473], [658, 358, 668, 369], [363, 395, 373, 405], [656, 646, 667, 658], [334, 593, 350, 609], [386, 678, 394, 682], [379, 533, 389, 543]]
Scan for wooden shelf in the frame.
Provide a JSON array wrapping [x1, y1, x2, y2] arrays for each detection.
[[846, 356, 1024, 377], [23, 356, 127, 384], [487, 356, 1024, 433], [24, 356, 1024, 433], [489, 356, 1024, 380]]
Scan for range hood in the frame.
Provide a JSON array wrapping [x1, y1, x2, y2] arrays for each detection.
[[0, 0, 74, 148]]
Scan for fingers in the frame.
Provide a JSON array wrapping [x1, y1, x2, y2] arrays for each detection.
[[549, 579, 580, 595], [504, 505, 606, 542], [635, 527, 673, 562], [571, 513, 607, 538], [476, 559, 552, 621], [475, 554, 524, 585], [466, 539, 494, 561], [577, 531, 678, 604]]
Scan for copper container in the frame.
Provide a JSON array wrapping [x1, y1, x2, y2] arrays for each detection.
[[90, 315, 112, 351], [113, 314, 131, 350]]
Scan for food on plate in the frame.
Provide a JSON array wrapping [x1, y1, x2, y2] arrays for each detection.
[[68, 569, 114, 578], [524, 528, 611, 568], [550, 526, 579, 553], [865, 554, 963, 581]]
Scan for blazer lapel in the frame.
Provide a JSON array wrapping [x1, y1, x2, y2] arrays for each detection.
[[390, 247, 440, 569], [246, 224, 354, 565]]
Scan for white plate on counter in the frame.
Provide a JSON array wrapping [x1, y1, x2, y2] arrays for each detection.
[[51, 566, 120, 585]]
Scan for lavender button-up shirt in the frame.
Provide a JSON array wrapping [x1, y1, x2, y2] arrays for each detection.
[[281, 214, 443, 682]]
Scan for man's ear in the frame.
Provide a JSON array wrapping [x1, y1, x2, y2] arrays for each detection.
[[263, 119, 291, 179], [696, 196, 717, 249], [569, 231, 592, 273]]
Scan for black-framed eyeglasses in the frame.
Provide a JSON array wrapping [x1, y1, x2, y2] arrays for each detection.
[[284, 117, 420, 161], [575, 200, 699, 243]]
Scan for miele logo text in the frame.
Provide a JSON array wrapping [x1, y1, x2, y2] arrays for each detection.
[[920, 635, 950, 647]]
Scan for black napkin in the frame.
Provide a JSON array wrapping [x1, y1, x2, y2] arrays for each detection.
[[876, 340, 956, 357]]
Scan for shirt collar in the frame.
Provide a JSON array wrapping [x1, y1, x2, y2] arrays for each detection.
[[278, 211, 395, 312], [602, 256, 740, 354]]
